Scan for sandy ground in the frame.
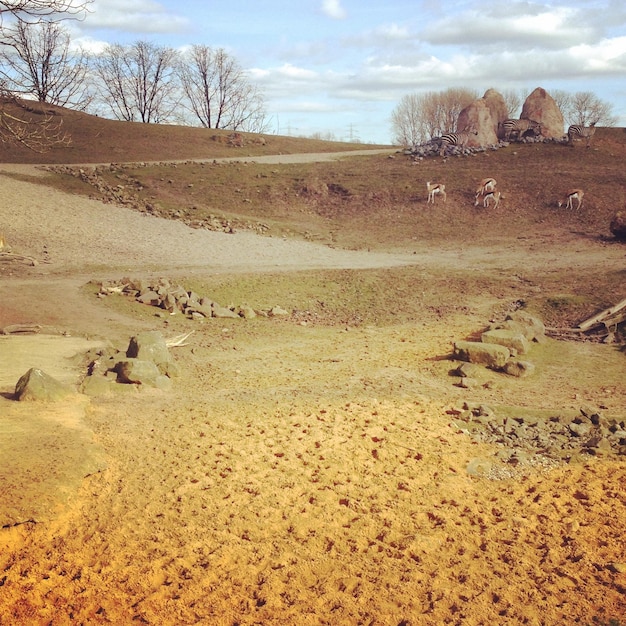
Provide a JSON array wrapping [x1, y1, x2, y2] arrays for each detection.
[[0, 158, 625, 625]]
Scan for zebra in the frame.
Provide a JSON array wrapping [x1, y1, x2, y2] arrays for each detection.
[[438, 128, 478, 156], [501, 118, 542, 142], [567, 122, 597, 148]]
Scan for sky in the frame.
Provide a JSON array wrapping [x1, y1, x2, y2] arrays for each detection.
[[65, 0, 626, 144]]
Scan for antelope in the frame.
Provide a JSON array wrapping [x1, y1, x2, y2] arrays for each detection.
[[482, 190, 501, 209], [426, 181, 446, 204], [558, 189, 584, 210], [474, 177, 497, 206]]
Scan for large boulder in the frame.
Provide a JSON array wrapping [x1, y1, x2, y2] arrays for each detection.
[[520, 87, 564, 139], [482, 89, 509, 136], [457, 95, 501, 147]]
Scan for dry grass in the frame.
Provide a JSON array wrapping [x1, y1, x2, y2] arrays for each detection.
[[0, 99, 386, 164]]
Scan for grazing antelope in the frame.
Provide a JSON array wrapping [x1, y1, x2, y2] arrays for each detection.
[[482, 190, 501, 209], [474, 177, 497, 206], [567, 122, 596, 148], [426, 181, 446, 204], [558, 189, 584, 210]]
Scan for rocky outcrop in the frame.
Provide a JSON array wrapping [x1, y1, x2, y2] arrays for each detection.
[[457, 89, 508, 147], [452, 311, 546, 377], [457, 99, 498, 147], [520, 87, 564, 139], [80, 331, 178, 396]]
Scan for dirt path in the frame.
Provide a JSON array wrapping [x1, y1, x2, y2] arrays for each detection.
[[1, 156, 625, 625]]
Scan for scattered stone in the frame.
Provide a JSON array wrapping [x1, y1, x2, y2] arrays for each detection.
[[95, 277, 291, 322]]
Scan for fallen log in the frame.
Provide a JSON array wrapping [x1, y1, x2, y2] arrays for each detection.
[[577, 297, 626, 331], [0, 251, 39, 266]]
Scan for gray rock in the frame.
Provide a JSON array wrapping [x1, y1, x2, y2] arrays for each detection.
[[503, 359, 536, 377], [454, 340, 510, 369], [14, 368, 74, 402], [126, 331, 172, 367], [116, 359, 163, 387], [482, 329, 530, 355]]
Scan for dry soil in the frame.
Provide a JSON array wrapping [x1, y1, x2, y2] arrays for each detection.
[[0, 154, 625, 625]]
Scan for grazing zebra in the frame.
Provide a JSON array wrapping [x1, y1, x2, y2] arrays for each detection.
[[558, 189, 584, 210], [567, 122, 597, 148], [426, 181, 446, 204], [438, 128, 478, 156], [501, 118, 542, 142]]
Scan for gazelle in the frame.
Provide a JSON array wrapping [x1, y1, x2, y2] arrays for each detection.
[[474, 177, 497, 206], [482, 190, 501, 209], [426, 181, 446, 204], [558, 189, 584, 210]]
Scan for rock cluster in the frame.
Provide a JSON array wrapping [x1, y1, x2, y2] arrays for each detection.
[[97, 277, 290, 321], [406, 86, 567, 158], [80, 330, 180, 396], [450, 403, 626, 462], [452, 310, 546, 381]]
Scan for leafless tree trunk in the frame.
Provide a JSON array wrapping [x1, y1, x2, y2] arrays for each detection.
[[0, 21, 92, 109], [178, 45, 268, 132], [92, 41, 180, 123]]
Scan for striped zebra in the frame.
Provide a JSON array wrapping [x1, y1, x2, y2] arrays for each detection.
[[438, 128, 478, 156], [567, 122, 597, 148], [501, 118, 542, 142]]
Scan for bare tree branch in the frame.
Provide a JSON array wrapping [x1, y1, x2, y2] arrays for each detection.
[[93, 41, 180, 123], [178, 45, 268, 132], [0, 95, 70, 151]]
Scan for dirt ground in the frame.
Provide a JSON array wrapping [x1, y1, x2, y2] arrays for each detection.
[[0, 154, 625, 625]]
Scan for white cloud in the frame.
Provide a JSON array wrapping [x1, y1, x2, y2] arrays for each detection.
[[321, 0, 347, 20], [425, 5, 600, 51], [83, 0, 190, 34]]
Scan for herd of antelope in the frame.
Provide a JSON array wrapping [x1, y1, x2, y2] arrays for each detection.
[[423, 120, 596, 209], [425, 177, 583, 211]]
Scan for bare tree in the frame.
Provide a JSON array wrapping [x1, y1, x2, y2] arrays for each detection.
[[501, 88, 527, 118], [177, 45, 268, 132], [390, 88, 477, 146], [92, 41, 180, 123], [0, 0, 91, 151], [568, 91, 617, 126], [0, 21, 92, 109]]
